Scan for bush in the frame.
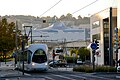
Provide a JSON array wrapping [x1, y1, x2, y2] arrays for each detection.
[[73, 66, 85, 72], [64, 56, 77, 63], [108, 67, 116, 72], [73, 65, 116, 73], [95, 66, 116, 72], [73, 65, 93, 73]]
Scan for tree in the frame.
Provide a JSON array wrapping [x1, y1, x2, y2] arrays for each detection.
[[59, 15, 66, 20], [77, 15, 82, 20], [70, 49, 77, 57], [0, 18, 21, 53], [78, 47, 90, 61]]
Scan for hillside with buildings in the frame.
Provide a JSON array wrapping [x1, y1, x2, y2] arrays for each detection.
[[1, 13, 90, 30]]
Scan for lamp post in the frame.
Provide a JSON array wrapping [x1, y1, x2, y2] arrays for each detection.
[[13, 21, 18, 67], [90, 41, 97, 72], [21, 35, 25, 75], [3, 49, 7, 64]]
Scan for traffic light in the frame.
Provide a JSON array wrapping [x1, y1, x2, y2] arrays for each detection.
[[53, 50, 56, 59], [95, 40, 99, 49]]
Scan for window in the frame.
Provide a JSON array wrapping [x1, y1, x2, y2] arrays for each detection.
[[32, 49, 47, 63], [92, 34, 100, 40], [27, 50, 32, 64], [92, 21, 100, 29]]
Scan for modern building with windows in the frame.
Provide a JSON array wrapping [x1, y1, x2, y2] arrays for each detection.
[[90, 8, 117, 65], [32, 22, 90, 48]]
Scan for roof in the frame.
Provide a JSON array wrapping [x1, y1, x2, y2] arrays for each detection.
[[42, 22, 68, 30], [33, 22, 85, 33]]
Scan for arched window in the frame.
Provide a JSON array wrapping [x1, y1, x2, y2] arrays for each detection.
[[32, 49, 47, 63]]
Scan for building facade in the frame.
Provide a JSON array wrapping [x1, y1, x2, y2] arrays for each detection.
[[90, 8, 117, 65], [32, 22, 90, 48]]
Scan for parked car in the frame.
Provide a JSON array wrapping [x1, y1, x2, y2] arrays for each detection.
[[117, 66, 120, 72], [49, 59, 67, 67], [76, 59, 83, 64]]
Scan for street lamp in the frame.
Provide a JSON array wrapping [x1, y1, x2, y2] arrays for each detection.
[[13, 21, 18, 67], [3, 49, 7, 64], [21, 35, 25, 75]]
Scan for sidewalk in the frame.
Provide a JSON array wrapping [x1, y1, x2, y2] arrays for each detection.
[[0, 62, 25, 79], [0, 61, 45, 80]]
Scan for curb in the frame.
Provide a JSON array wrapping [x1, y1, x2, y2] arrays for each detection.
[[0, 72, 31, 78], [116, 76, 120, 79]]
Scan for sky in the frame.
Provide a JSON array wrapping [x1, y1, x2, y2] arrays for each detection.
[[0, 0, 117, 18]]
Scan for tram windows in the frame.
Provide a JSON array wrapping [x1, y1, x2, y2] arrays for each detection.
[[27, 50, 32, 64], [32, 49, 47, 63]]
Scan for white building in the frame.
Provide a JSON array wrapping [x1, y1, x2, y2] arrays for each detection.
[[32, 22, 90, 48], [90, 8, 117, 65]]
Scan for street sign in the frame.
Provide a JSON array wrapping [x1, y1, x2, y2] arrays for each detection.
[[90, 43, 97, 50]]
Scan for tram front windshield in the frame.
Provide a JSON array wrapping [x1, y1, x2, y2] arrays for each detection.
[[32, 49, 47, 63]]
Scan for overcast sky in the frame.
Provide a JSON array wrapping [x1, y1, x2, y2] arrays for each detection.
[[0, 0, 117, 18]]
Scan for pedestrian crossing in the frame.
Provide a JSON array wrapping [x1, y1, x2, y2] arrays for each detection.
[[1, 72, 117, 80], [41, 73, 116, 80], [0, 65, 118, 80]]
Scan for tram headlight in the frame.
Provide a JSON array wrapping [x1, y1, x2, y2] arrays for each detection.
[[45, 62, 48, 66], [32, 63, 35, 66]]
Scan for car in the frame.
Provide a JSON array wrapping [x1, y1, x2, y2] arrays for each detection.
[[76, 59, 83, 64], [49, 59, 67, 67], [117, 66, 120, 72]]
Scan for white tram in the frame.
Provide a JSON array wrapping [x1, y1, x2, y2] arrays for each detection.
[[16, 44, 49, 71]]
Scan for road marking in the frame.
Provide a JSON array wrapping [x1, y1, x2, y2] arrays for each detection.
[[0, 72, 31, 77], [116, 76, 120, 78], [53, 74, 76, 80], [70, 74, 87, 79], [43, 76, 56, 80], [84, 74, 114, 80]]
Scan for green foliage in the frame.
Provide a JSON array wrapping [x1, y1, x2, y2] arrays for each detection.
[[73, 65, 93, 73], [64, 56, 77, 63], [95, 66, 116, 72], [0, 18, 21, 53], [69, 49, 78, 57], [78, 47, 90, 61], [73, 65, 116, 73]]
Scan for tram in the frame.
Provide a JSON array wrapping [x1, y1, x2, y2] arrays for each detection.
[[16, 44, 49, 71]]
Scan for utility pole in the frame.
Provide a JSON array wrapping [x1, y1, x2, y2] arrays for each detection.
[[109, 7, 113, 66], [15, 21, 18, 67], [90, 39, 99, 72], [21, 36, 25, 75], [92, 50, 95, 72], [53, 49, 55, 67]]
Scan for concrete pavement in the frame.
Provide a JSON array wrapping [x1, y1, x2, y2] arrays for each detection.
[[1, 61, 120, 80], [0, 61, 73, 80], [0, 61, 45, 80]]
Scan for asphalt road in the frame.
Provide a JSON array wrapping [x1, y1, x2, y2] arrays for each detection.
[[0, 62, 120, 80], [26, 69, 120, 80]]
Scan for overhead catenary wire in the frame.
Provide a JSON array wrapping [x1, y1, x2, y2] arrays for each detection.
[[40, 0, 62, 17], [72, 0, 99, 15]]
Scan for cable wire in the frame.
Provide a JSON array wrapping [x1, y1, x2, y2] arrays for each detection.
[[40, 0, 62, 17], [72, 0, 99, 15]]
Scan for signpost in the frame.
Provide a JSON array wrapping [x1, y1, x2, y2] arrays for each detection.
[[91, 43, 97, 50], [91, 42, 97, 72]]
